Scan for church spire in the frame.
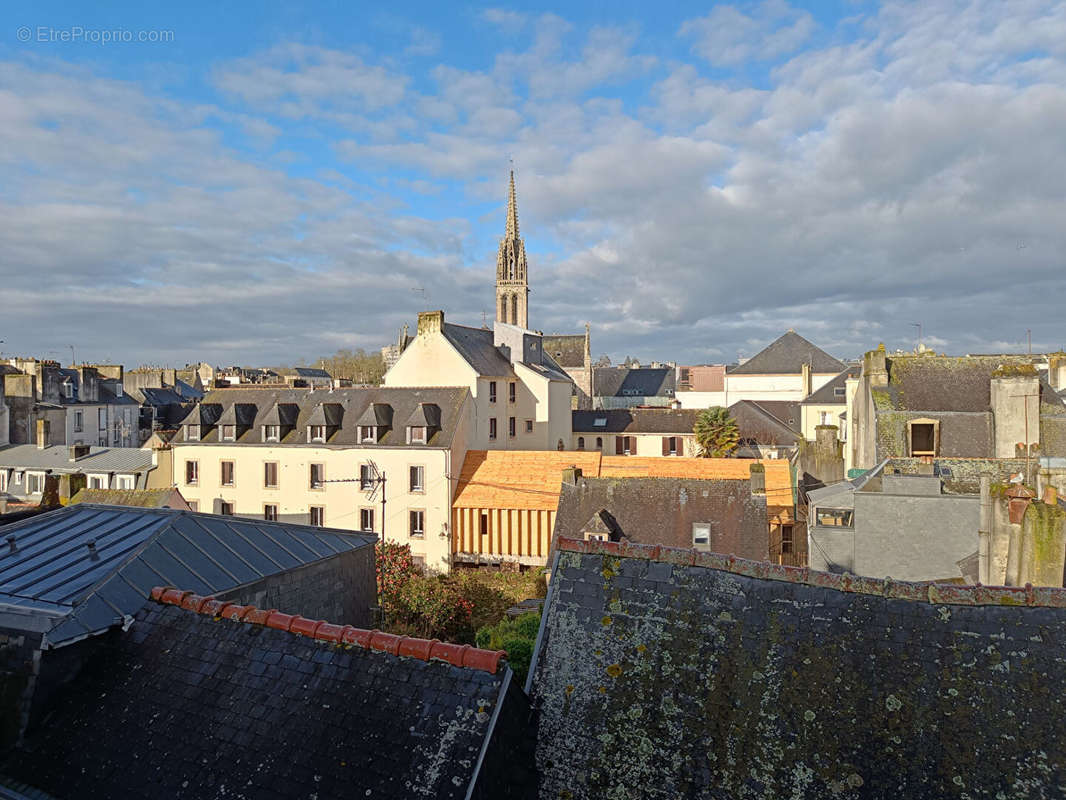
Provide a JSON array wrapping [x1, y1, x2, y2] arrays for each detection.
[[496, 170, 529, 329]]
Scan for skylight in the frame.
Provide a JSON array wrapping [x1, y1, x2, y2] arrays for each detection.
[[593, 417, 607, 427]]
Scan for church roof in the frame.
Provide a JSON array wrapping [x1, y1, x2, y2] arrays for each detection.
[[728, 331, 845, 375], [543, 335, 587, 369]]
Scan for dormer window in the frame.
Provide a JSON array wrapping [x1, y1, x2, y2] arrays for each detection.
[[186, 424, 200, 441], [310, 425, 327, 443], [264, 425, 280, 442], [221, 424, 236, 442], [358, 425, 377, 444], [408, 426, 427, 444], [63, 379, 74, 400]]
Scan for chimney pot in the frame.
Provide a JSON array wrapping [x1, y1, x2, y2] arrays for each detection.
[[1043, 486, 1058, 506], [6, 535, 15, 554], [86, 539, 100, 560]]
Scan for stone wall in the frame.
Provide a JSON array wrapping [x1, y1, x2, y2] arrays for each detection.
[[530, 539, 1066, 800]]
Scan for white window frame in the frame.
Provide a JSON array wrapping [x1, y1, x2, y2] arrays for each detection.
[[409, 465, 425, 493], [264, 461, 279, 489], [186, 424, 200, 441], [87, 474, 108, 490], [309, 463, 325, 490], [360, 507, 375, 532], [409, 509, 425, 539], [357, 425, 375, 444], [408, 426, 427, 444], [185, 460, 199, 486], [692, 522, 711, 551], [221, 424, 236, 442], [26, 471, 46, 495], [310, 425, 327, 443], [0, 469, 7, 493], [115, 474, 135, 491], [263, 424, 280, 442], [220, 460, 235, 487], [73, 410, 83, 432], [360, 463, 374, 491], [264, 504, 278, 521], [310, 506, 325, 527]]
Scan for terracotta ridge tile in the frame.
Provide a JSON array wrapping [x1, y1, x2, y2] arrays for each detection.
[[149, 587, 508, 674], [555, 538, 1066, 609]]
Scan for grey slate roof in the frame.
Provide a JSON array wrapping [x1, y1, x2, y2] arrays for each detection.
[[3, 601, 534, 800], [572, 408, 700, 434], [443, 323, 516, 377], [728, 400, 802, 443], [175, 387, 468, 448], [593, 367, 675, 398], [0, 504, 374, 647], [0, 445, 155, 475], [728, 331, 846, 375], [542, 335, 586, 369], [801, 366, 860, 405]]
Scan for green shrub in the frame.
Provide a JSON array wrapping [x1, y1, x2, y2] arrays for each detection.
[[475, 612, 541, 684]]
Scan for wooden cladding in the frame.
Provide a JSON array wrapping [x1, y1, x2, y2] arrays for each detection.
[[452, 507, 555, 561]]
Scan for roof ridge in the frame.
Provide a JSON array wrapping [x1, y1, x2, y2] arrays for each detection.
[[149, 587, 508, 674], [556, 538, 1066, 609]]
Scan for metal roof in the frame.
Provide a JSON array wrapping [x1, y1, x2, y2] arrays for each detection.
[[0, 504, 374, 648], [0, 445, 155, 474]]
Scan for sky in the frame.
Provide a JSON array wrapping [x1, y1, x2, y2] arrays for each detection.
[[1, 0, 1065, 369]]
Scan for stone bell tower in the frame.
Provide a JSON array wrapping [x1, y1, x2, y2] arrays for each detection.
[[495, 170, 529, 329]]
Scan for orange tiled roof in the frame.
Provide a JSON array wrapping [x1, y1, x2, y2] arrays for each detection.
[[453, 451, 793, 511]]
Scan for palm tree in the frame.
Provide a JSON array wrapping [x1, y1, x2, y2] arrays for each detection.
[[694, 406, 739, 458]]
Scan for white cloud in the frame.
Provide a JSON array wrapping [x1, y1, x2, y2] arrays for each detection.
[[680, 0, 816, 66]]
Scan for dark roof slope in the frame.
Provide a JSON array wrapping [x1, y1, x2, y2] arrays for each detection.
[[0, 504, 373, 647], [728, 400, 802, 443], [801, 366, 860, 404], [572, 408, 700, 434], [593, 367, 675, 398], [551, 476, 769, 560], [728, 331, 845, 375], [4, 591, 532, 800], [442, 323, 516, 377], [528, 538, 1066, 800], [542, 335, 586, 369], [175, 386, 468, 447], [883, 355, 1040, 412]]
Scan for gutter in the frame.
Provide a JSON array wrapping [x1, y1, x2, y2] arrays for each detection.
[[524, 547, 561, 696]]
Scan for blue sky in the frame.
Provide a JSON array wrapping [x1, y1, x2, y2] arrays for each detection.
[[2, 1, 1065, 367]]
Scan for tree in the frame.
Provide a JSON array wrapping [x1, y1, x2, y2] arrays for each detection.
[[310, 347, 386, 386], [694, 406, 739, 457]]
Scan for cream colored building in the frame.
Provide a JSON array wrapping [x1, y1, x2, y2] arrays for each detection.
[[172, 386, 473, 573], [384, 311, 573, 452], [798, 367, 859, 469], [571, 408, 700, 457]]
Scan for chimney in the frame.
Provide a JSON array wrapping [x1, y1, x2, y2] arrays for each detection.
[[36, 418, 50, 449], [749, 463, 766, 495], [38, 474, 61, 510], [417, 310, 444, 336], [815, 424, 838, 451], [1043, 485, 1059, 506], [562, 465, 583, 486], [801, 362, 812, 397], [1049, 354, 1066, 392], [864, 344, 888, 387], [69, 443, 91, 461], [1007, 484, 1036, 525]]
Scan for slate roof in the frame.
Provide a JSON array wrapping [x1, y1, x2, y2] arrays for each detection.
[[3, 591, 532, 800], [572, 408, 700, 434], [542, 335, 586, 369], [68, 487, 190, 509], [728, 331, 846, 375], [442, 323, 516, 377], [551, 476, 769, 559], [527, 538, 1066, 800], [880, 355, 1062, 412], [453, 451, 794, 512], [801, 366, 860, 405], [0, 445, 155, 475], [275, 366, 332, 379], [0, 504, 373, 647], [728, 400, 802, 445], [593, 367, 675, 398], [174, 387, 468, 448]]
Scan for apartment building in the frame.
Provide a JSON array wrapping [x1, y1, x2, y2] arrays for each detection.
[[171, 386, 472, 572]]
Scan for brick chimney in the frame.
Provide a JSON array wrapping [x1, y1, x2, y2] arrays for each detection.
[[35, 418, 50, 449], [749, 463, 766, 495], [417, 311, 444, 336]]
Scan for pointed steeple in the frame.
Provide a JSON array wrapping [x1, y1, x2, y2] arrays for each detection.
[[505, 169, 519, 240]]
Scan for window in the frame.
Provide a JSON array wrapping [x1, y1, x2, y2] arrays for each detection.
[[834, 387, 846, 397], [489, 381, 497, 403], [88, 475, 106, 490], [410, 510, 425, 538], [98, 432, 107, 447], [615, 436, 634, 456], [264, 504, 278, 521], [98, 409, 106, 429], [112, 428, 120, 446], [820, 411, 831, 426], [26, 473, 45, 494], [480, 512, 489, 537], [360, 463, 374, 490], [264, 425, 280, 442], [73, 410, 83, 432], [221, 424, 236, 442], [781, 524, 794, 554], [264, 462, 278, 488], [185, 460, 199, 485], [408, 425, 427, 444], [360, 508, 375, 532], [508, 417, 516, 438], [115, 475, 134, 491], [220, 501, 234, 516], [357, 426, 375, 443], [577, 436, 585, 449], [63, 380, 74, 400], [593, 417, 607, 428], [692, 523, 711, 551], [815, 508, 854, 528], [584, 530, 608, 542], [220, 461, 235, 486], [13, 471, 23, 486], [909, 422, 937, 457], [525, 420, 533, 433], [0, 470, 7, 493], [509, 382, 516, 403], [310, 463, 324, 489], [662, 436, 678, 456], [596, 436, 603, 449], [310, 506, 325, 527], [311, 425, 327, 443], [186, 424, 200, 441], [187, 501, 198, 512], [409, 465, 424, 493], [489, 417, 497, 440]]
